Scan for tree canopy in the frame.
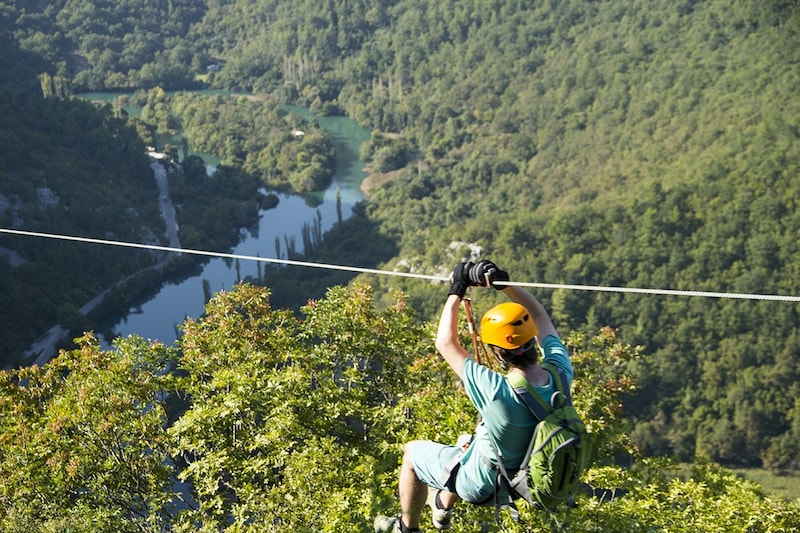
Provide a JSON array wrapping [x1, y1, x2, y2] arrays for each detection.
[[3, 283, 797, 531]]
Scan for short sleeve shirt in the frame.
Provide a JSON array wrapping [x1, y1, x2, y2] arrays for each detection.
[[454, 334, 572, 502]]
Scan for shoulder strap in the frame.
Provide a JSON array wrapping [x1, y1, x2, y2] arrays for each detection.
[[506, 365, 573, 422], [541, 363, 573, 404], [506, 371, 550, 421]]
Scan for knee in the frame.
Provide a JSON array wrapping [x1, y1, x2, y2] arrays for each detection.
[[404, 440, 418, 448], [401, 440, 423, 467]]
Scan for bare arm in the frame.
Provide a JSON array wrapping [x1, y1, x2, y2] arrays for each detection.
[[434, 294, 471, 379], [501, 285, 558, 339]]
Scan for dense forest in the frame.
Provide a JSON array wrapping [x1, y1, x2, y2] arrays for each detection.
[[188, 0, 800, 470], [1, 0, 800, 529], [0, 11, 334, 363], [166, 92, 336, 192], [0, 84, 164, 360]]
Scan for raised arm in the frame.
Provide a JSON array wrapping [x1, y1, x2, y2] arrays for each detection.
[[501, 285, 558, 339], [434, 294, 471, 379]]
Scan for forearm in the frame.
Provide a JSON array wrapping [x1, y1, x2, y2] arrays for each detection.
[[435, 295, 462, 352], [435, 294, 469, 377], [501, 285, 557, 338]]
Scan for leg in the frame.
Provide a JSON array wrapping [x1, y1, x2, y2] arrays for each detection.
[[427, 487, 459, 530], [398, 441, 429, 529], [376, 440, 463, 532], [437, 489, 460, 509], [432, 432, 469, 511]]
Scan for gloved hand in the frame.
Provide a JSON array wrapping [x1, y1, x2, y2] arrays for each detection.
[[469, 260, 510, 290], [448, 261, 475, 298]]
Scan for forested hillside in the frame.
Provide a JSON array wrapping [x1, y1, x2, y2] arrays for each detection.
[[0, 50, 164, 361], [6, 0, 207, 90], [2, 1, 800, 529], [0, 28, 260, 364], [184, 0, 800, 469], [3, 0, 800, 473], [0, 85, 266, 365]]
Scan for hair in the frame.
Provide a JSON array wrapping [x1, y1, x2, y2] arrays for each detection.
[[492, 340, 540, 370]]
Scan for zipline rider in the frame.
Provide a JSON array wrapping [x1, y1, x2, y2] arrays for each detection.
[[374, 260, 574, 533]]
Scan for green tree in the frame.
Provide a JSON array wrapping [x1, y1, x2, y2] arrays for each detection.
[[0, 333, 178, 531], [6, 0, 800, 477], [169, 283, 430, 530], [575, 459, 800, 533], [2, 284, 799, 531]]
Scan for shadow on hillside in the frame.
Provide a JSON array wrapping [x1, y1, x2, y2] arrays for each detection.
[[0, 33, 52, 94]]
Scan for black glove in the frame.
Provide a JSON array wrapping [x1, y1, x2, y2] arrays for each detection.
[[469, 260, 510, 290], [448, 261, 475, 298]]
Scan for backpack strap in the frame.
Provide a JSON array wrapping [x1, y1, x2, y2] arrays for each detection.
[[477, 433, 523, 524], [506, 364, 572, 422], [542, 363, 573, 404], [484, 367, 575, 525]]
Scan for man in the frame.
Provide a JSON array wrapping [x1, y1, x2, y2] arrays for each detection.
[[374, 260, 573, 532]]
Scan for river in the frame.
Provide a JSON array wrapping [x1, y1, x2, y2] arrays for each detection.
[[101, 101, 371, 349]]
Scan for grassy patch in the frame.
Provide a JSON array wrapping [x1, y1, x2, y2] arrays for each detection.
[[732, 468, 800, 502]]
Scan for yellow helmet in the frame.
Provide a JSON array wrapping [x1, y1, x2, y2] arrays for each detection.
[[479, 302, 538, 350]]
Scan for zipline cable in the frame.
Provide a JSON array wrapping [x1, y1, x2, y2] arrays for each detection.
[[0, 227, 441, 280], [3, 227, 800, 302]]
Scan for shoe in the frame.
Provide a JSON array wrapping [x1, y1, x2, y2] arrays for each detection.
[[373, 514, 401, 533], [427, 490, 453, 530]]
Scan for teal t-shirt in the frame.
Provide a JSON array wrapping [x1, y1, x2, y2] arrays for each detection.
[[454, 334, 572, 503]]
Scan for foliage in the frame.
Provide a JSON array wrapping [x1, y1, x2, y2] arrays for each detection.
[[361, 132, 414, 173], [0, 90, 163, 364], [4, 285, 798, 530], [566, 327, 643, 465], [0, 87, 265, 364], [3, 0, 800, 477], [573, 459, 800, 533], [167, 92, 336, 192], [3, 0, 207, 91], [0, 333, 179, 531], [169, 283, 431, 530], [732, 467, 800, 502], [333, 1, 800, 470], [127, 88, 337, 193], [164, 158, 262, 253]]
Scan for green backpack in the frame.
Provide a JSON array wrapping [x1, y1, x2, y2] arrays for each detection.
[[498, 363, 589, 515]]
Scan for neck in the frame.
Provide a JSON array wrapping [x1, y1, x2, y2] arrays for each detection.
[[515, 364, 548, 387]]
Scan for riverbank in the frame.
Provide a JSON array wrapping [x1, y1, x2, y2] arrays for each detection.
[[23, 157, 181, 367], [18, 98, 372, 365]]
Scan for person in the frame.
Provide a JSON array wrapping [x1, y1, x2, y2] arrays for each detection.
[[374, 260, 573, 533]]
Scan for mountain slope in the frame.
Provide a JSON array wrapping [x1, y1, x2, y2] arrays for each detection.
[[3, 0, 800, 466]]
